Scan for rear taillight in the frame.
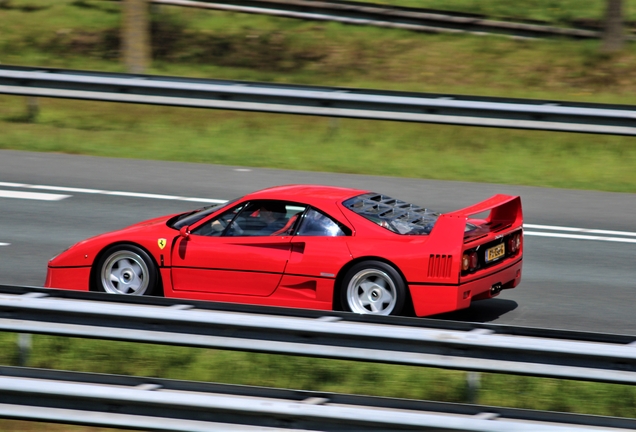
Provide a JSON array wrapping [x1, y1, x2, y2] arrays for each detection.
[[462, 251, 479, 272], [507, 232, 522, 254]]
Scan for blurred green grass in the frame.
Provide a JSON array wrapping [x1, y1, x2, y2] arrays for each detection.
[[2, 96, 635, 192]]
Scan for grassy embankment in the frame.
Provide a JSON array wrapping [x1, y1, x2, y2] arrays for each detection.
[[1, 1, 636, 192], [0, 1, 636, 430]]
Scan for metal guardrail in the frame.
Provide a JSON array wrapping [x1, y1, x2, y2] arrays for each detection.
[[1, 366, 635, 431], [153, 0, 619, 40], [0, 285, 635, 385], [1, 65, 635, 135]]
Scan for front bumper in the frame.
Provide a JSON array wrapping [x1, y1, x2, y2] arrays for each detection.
[[45, 266, 91, 291]]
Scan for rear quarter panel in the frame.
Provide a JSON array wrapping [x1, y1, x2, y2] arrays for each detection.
[[342, 209, 466, 284]]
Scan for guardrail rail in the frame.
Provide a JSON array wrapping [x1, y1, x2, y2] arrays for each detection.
[[1, 285, 636, 430], [151, 0, 632, 40], [1, 65, 635, 135], [2, 365, 635, 431], [0, 285, 635, 384]]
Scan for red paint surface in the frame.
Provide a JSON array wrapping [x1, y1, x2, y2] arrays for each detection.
[[46, 185, 523, 317]]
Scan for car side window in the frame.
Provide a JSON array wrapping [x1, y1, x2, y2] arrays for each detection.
[[297, 208, 347, 237], [190, 204, 245, 237], [226, 201, 306, 237], [204, 200, 307, 237]]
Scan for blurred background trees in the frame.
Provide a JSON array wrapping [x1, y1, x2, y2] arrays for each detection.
[[122, 0, 150, 73], [120, 0, 629, 74], [602, 0, 625, 52]]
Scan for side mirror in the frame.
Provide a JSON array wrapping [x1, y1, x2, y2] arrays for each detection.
[[179, 226, 191, 239]]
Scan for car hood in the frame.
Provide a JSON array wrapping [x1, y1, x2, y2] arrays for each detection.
[[121, 213, 179, 230]]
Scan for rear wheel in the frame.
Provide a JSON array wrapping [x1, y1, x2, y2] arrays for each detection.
[[341, 261, 406, 316], [95, 245, 158, 296]]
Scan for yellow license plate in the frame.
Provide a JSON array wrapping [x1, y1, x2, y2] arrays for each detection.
[[486, 243, 505, 262]]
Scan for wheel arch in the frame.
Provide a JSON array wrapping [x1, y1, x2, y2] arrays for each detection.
[[89, 241, 164, 296], [332, 256, 410, 312]]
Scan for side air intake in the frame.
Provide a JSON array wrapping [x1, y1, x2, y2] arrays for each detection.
[[428, 254, 452, 278]]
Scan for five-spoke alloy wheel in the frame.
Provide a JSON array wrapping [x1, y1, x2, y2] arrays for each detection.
[[341, 261, 406, 316], [95, 245, 158, 296]]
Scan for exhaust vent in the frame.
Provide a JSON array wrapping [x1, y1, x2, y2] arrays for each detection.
[[428, 254, 452, 278]]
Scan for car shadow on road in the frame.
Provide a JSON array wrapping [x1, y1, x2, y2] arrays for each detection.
[[430, 299, 518, 323]]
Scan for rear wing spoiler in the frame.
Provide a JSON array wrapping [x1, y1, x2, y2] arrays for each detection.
[[426, 195, 523, 253], [445, 194, 523, 228]]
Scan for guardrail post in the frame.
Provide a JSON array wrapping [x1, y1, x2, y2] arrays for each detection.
[[18, 333, 32, 366], [26, 97, 39, 122], [466, 371, 480, 403]]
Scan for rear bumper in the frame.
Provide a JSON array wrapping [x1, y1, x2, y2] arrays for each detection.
[[409, 258, 522, 317], [45, 266, 91, 291]]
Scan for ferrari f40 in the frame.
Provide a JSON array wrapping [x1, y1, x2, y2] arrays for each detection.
[[46, 185, 523, 317]]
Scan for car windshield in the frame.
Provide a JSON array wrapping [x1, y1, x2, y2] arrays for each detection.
[[343, 193, 441, 235], [169, 199, 237, 230]]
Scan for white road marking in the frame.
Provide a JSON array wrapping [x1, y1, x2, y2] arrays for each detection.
[[524, 231, 636, 244], [524, 223, 636, 243], [2, 181, 635, 244], [0, 190, 70, 201], [524, 223, 636, 238], [0, 182, 224, 203]]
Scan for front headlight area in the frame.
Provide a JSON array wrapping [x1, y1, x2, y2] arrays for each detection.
[[48, 240, 94, 268]]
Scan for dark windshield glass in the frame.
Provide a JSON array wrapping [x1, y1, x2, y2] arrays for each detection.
[[343, 193, 440, 235], [169, 199, 237, 230]]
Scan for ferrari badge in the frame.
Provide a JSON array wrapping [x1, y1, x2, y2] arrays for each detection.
[[158, 238, 167, 250]]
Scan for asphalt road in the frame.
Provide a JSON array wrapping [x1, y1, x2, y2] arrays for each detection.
[[1, 149, 634, 335]]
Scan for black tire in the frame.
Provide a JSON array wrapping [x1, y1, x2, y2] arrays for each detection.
[[340, 261, 406, 316], [94, 245, 158, 296]]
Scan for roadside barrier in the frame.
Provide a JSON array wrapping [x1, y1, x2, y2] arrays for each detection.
[[1, 365, 635, 431], [1, 65, 635, 135], [0, 285, 635, 429]]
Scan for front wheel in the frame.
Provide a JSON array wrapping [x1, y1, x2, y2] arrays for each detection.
[[95, 245, 158, 296], [341, 261, 406, 316]]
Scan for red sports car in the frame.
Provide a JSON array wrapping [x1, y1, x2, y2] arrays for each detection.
[[45, 185, 523, 317]]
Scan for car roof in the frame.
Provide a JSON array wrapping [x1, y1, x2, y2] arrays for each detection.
[[243, 185, 368, 204]]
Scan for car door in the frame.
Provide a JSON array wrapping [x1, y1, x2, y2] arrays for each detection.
[[282, 208, 353, 283], [170, 200, 302, 296]]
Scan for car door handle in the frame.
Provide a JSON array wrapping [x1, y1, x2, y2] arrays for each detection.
[[291, 242, 305, 254]]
